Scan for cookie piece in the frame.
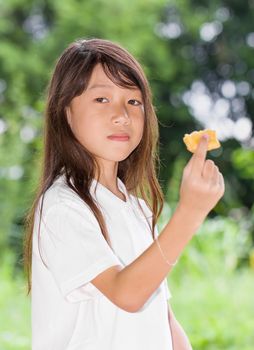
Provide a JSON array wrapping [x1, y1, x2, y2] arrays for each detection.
[[183, 129, 221, 153]]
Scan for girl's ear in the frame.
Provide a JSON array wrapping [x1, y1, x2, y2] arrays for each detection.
[[65, 107, 72, 129]]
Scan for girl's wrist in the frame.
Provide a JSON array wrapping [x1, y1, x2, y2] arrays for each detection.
[[175, 202, 207, 230]]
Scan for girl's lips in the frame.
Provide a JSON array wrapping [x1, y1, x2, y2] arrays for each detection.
[[107, 136, 130, 141]]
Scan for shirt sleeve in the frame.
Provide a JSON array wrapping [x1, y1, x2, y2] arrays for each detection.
[[39, 201, 124, 303]]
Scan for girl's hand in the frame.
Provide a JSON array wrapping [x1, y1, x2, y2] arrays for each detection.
[[178, 134, 225, 219]]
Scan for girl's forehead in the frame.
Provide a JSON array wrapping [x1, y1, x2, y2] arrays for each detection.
[[87, 63, 141, 92], [87, 82, 141, 93], [89, 63, 108, 81]]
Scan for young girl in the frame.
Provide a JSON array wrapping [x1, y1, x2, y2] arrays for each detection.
[[23, 38, 225, 350]]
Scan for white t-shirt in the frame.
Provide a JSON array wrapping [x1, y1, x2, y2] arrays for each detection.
[[32, 174, 173, 350]]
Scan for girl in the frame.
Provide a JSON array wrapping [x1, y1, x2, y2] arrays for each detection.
[[23, 38, 225, 350]]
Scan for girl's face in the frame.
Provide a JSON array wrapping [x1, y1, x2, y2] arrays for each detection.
[[66, 63, 145, 166]]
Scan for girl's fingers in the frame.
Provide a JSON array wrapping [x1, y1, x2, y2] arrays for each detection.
[[203, 161, 224, 194], [190, 135, 209, 177], [211, 165, 219, 184], [212, 167, 220, 187], [213, 172, 225, 196], [202, 159, 215, 181], [218, 172, 225, 192]]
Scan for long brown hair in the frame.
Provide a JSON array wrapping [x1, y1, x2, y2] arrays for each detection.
[[23, 38, 164, 296]]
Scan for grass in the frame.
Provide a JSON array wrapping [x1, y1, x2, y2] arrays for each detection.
[[168, 268, 254, 349], [163, 212, 254, 350], [0, 253, 30, 350]]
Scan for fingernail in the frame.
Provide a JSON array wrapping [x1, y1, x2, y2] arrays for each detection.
[[202, 134, 209, 141]]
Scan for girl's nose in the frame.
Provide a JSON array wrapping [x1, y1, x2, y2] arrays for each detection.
[[112, 105, 130, 124]]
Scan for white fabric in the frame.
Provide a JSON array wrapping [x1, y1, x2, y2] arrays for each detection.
[[32, 174, 172, 350]]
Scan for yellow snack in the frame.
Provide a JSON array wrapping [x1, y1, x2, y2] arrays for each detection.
[[183, 129, 221, 153]]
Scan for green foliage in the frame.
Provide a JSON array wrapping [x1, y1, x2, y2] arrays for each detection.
[[158, 206, 254, 348], [169, 269, 254, 350], [159, 213, 254, 349], [231, 148, 254, 180], [0, 251, 30, 350], [158, 204, 253, 276]]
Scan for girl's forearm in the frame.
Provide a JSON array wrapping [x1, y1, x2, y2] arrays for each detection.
[[115, 204, 205, 312]]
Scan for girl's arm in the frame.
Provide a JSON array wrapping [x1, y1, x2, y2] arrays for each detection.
[[168, 304, 193, 350], [92, 138, 224, 312], [92, 204, 205, 312]]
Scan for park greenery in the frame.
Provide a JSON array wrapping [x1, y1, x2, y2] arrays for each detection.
[[0, 0, 253, 348]]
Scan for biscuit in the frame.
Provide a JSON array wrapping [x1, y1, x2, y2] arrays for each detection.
[[183, 129, 221, 153]]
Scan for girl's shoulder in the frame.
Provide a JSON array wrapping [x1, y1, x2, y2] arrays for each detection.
[[37, 174, 92, 220]]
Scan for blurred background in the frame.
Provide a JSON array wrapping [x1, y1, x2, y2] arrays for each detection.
[[0, 0, 254, 349]]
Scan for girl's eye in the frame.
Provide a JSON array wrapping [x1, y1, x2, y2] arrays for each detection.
[[94, 97, 142, 106], [95, 97, 108, 103], [128, 99, 142, 106]]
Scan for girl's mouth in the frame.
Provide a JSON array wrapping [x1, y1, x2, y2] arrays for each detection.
[[107, 136, 130, 141]]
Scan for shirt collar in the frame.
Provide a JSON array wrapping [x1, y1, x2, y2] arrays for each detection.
[[55, 173, 131, 209], [90, 177, 130, 208]]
